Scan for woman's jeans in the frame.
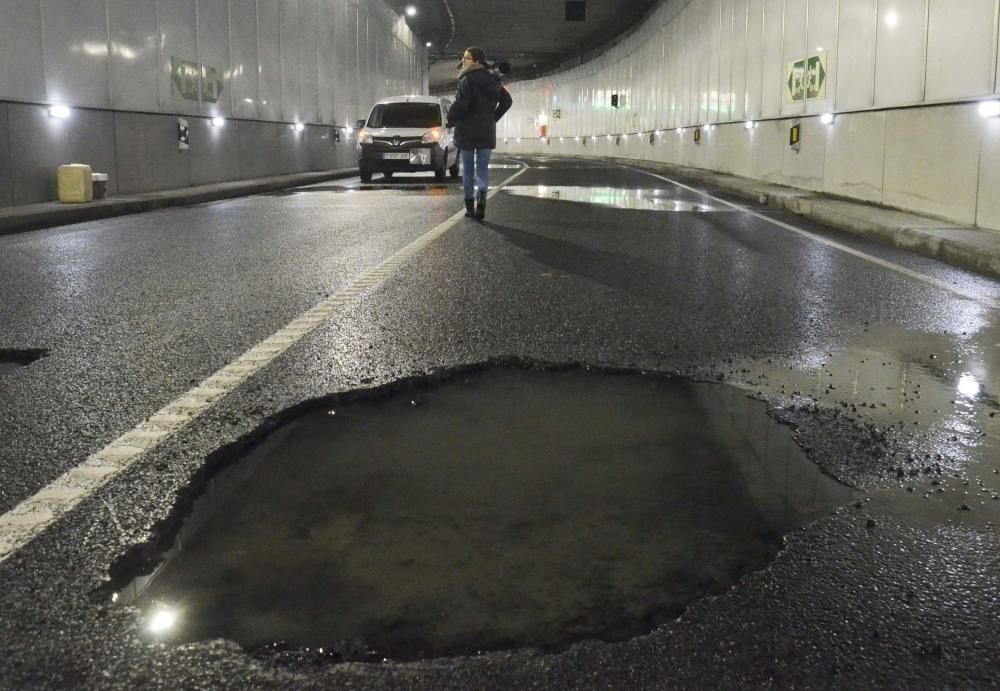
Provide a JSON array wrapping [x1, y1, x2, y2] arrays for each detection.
[[461, 148, 493, 199]]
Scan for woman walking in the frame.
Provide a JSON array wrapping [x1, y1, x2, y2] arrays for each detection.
[[446, 47, 513, 220]]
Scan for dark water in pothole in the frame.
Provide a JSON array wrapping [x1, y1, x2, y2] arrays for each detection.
[[0, 349, 47, 374], [121, 367, 857, 660]]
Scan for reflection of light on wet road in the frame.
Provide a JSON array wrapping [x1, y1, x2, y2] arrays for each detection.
[[502, 186, 733, 212], [148, 607, 179, 635], [957, 374, 981, 398]]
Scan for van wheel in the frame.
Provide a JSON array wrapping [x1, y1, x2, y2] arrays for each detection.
[[359, 169, 373, 183], [448, 159, 460, 178]]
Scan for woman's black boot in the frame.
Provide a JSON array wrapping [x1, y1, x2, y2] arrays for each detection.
[[464, 198, 475, 217], [475, 191, 486, 220]]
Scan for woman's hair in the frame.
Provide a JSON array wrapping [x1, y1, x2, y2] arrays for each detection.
[[465, 46, 487, 65]]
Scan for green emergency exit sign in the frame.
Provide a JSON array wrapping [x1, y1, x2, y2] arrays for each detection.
[[787, 53, 827, 102]]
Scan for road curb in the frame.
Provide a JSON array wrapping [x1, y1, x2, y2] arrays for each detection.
[[0, 168, 357, 236]]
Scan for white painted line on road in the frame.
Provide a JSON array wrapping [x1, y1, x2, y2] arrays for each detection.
[[628, 165, 1000, 311], [0, 162, 532, 566]]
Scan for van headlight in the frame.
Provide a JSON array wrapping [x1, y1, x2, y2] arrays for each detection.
[[421, 128, 443, 144], [359, 130, 373, 144]]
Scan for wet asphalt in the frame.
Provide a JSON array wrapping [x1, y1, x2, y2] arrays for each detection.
[[1, 156, 999, 689]]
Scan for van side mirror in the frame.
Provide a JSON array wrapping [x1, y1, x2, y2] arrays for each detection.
[[354, 119, 366, 128]]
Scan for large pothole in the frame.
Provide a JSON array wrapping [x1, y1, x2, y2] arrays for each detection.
[[116, 365, 857, 662], [0, 348, 48, 375]]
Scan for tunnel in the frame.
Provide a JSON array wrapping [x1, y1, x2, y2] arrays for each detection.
[[2, 1, 1000, 689]]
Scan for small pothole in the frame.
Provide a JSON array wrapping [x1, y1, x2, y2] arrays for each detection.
[[113, 364, 857, 663], [0, 348, 49, 375]]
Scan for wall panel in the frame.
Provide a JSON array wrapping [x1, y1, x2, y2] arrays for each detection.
[[114, 111, 191, 193], [719, 0, 734, 122], [874, 0, 927, 107], [977, 116, 1000, 230], [780, 117, 825, 190], [157, 0, 200, 116], [8, 102, 116, 204], [280, 0, 303, 123], [760, 0, 784, 117], [256, 0, 282, 121], [317, 0, 336, 125], [0, 0, 46, 103], [300, 0, 321, 123], [732, 0, 749, 120], [835, 0, 876, 110], [42, 0, 111, 108], [744, 0, 764, 118], [883, 104, 979, 223], [823, 110, 886, 203], [805, 0, 838, 115], [925, 0, 995, 100], [189, 116, 240, 185], [279, 123, 310, 174], [196, 0, 233, 117], [108, 0, 159, 112], [229, 0, 260, 119], [0, 104, 11, 206], [780, 0, 807, 117], [237, 120, 279, 177], [707, 0, 721, 123]]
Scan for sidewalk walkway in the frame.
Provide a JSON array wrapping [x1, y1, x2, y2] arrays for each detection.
[[0, 168, 357, 236], [4, 160, 1000, 282]]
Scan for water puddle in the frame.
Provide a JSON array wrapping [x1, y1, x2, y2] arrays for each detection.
[[0, 348, 48, 375], [727, 322, 1000, 495], [273, 184, 452, 196], [502, 186, 733, 212], [116, 366, 857, 662]]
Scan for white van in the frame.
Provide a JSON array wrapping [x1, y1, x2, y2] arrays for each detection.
[[355, 96, 460, 183]]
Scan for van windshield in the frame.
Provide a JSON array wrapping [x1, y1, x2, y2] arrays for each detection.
[[367, 103, 441, 128]]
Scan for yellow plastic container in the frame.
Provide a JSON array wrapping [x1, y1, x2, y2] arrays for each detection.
[[57, 164, 93, 203]]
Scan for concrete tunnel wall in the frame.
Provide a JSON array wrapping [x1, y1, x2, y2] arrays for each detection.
[[0, 0, 426, 206], [495, 0, 1000, 232]]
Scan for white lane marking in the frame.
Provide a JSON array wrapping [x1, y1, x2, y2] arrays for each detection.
[[624, 164, 1000, 311], [0, 162, 532, 565]]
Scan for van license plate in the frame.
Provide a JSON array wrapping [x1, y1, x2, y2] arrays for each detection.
[[383, 153, 409, 160]]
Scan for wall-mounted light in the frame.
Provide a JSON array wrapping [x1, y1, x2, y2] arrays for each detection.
[[210, 117, 225, 127], [405, 5, 417, 16], [820, 113, 836, 125], [49, 105, 71, 119], [978, 100, 1000, 118], [293, 122, 305, 132], [425, 42, 432, 47], [744, 120, 756, 130]]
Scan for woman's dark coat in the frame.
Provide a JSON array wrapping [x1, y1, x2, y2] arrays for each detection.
[[446, 64, 513, 150]]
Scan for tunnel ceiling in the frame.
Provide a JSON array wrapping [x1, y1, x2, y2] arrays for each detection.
[[383, 0, 661, 93]]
